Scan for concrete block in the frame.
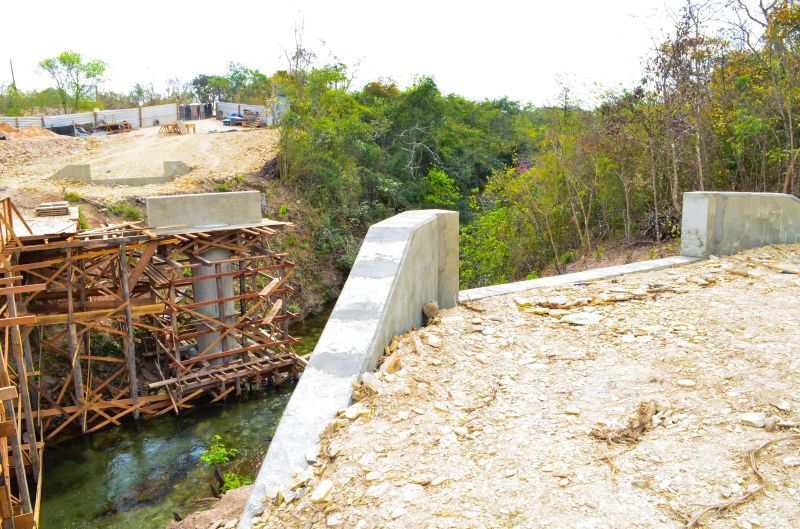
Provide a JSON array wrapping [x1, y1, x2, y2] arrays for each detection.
[[146, 191, 263, 230], [162, 161, 191, 178], [238, 210, 458, 528], [51, 164, 91, 183], [681, 192, 800, 257]]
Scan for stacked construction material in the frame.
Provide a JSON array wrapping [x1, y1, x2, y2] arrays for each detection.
[[35, 201, 70, 217]]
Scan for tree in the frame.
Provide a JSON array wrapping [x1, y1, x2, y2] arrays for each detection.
[[39, 51, 106, 113]]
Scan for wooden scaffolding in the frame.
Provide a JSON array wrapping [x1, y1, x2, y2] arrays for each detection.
[[0, 197, 302, 528]]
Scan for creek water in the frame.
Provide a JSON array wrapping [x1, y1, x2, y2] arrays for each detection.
[[40, 304, 334, 529]]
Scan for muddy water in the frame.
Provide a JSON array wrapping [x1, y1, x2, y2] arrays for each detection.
[[40, 305, 333, 529]]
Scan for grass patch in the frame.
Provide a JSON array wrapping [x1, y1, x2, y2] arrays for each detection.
[[107, 203, 142, 222], [78, 207, 88, 230]]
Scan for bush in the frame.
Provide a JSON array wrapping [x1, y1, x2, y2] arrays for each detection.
[[200, 435, 239, 466], [63, 191, 81, 203], [213, 174, 246, 192]]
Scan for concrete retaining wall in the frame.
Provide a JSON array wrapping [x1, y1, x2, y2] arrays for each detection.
[[681, 192, 800, 257], [239, 209, 458, 528], [51, 161, 189, 186]]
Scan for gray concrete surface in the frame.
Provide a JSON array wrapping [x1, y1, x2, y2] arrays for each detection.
[[239, 210, 458, 529], [50, 164, 91, 182], [459, 255, 701, 301], [681, 192, 800, 257], [92, 175, 175, 186], [192, 247, 236, 360], [146, 191, 263, 230], [163, 160, 191, 178]]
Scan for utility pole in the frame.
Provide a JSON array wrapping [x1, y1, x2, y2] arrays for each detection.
[[9, 59, 17, 89]]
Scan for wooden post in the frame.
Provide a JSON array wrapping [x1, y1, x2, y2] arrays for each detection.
[[0, 354, 31, 514], [138, 105, 143, 129], [119, 243, 140, 420], [40, 116, 45, 127], [5, 281, 41, 478], [65, 249, 86, 432]]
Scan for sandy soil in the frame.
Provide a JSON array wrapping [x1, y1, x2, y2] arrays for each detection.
[[0, 119, 278, 208], [212, 244, 800, 529]]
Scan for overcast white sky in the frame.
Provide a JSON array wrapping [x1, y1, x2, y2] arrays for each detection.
[[4, 0, 692, 106]]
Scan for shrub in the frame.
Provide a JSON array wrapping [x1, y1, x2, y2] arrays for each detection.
[[200, 435, 239, 466], [63, 191, 81, 203], [221, 473, 253, 493], [213, 174, 246, 192]]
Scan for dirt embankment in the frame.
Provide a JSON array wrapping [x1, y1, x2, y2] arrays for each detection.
[[0, 119, 342, 317], [175, 244, 800, 529]]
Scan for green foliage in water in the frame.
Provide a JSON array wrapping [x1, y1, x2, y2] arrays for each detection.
[[200, 435, 239, 466], [221, 473, 253, 494]]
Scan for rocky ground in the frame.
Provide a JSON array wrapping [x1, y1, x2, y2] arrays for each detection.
[[178, 243, 800, 529]]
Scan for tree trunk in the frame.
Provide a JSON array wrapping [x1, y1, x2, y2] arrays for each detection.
[[694, 126, 705, 191], [670, 139, 681, 212], [649, 136, 661, 242]]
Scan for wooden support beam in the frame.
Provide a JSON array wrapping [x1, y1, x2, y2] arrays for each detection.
[[119, 243, 139, 421], [4, 281, 40, 478], [126, 241, 158, 292], [30, 303, 164, 326]]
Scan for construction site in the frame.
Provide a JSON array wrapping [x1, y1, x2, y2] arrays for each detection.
[[0, 189, 304, 528]]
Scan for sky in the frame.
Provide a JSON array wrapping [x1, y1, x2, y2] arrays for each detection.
[[3, 0, 693, 107]]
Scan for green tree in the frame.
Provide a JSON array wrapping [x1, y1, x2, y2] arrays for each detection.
[[39, 51, 106, 113]]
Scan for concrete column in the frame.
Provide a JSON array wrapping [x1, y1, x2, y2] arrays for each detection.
[[193, 247, 236, 362]]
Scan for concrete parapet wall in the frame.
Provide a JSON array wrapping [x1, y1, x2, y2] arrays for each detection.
[[681, 192, 800, 257], [146, 191, 262, 230], [239, 209, 458, 528]]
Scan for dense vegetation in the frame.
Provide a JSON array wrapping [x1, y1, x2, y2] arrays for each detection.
[[274, 1, 800, 287], [3, 1, 799, 290]]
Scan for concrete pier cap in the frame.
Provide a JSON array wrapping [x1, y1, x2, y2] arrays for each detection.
[[145, 191, 265, 362], [681, 191, 800, 257], [238, 209, 458, 529]]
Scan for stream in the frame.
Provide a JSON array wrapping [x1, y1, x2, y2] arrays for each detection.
[[40, 304, 333, 529]]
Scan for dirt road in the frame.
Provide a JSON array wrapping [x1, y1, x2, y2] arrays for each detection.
[[0, 119, 278, 208]]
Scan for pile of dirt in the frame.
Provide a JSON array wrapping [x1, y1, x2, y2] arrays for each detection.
[[0, 123, 58, 139]]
